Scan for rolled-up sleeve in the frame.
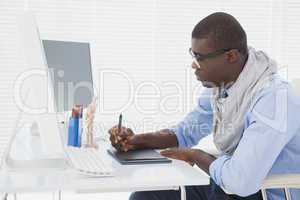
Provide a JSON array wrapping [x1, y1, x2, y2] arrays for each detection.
[[170, 89, 213, 148], [209, 155, 231, 187]]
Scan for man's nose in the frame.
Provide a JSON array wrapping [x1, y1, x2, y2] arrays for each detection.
[[191, 60, 201, 69]]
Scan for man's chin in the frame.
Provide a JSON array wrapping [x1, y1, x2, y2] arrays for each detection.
[[196, 75, 217, 87], [199, 80, 216, 88], [201, 83, 213, 88]]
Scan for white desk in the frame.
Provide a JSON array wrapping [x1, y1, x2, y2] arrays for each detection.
[[0, 126, 209, 199]]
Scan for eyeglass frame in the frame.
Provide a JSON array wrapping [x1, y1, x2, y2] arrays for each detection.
[[189, 47, 233, 62]]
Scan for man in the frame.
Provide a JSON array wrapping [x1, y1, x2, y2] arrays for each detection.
[[109, 12, 300, 200]]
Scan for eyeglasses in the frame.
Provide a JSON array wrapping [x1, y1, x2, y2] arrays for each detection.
[[189, 48, 231, 62]]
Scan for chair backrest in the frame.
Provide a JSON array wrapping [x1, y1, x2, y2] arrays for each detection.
[[291, 79, 300, 97]]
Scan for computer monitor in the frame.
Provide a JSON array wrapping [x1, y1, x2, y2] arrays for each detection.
[[42, 40, 94, 112], [16, 11, 56, 113], [16, 11, 65, 158], [17, 12, 47, 69]]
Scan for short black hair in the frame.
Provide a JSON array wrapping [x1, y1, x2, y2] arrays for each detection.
[[192, 12, 248, 56]]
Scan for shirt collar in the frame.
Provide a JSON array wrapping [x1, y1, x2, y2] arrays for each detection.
[[218, 82, 233, 98]]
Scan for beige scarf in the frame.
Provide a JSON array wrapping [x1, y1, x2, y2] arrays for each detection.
[[212, 47, 278, 155]]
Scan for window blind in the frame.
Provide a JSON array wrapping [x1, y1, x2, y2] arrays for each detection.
[[1, 0, 300, 136]]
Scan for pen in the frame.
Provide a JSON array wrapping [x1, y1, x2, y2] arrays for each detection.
[[115, 113, 122, 144], [118, 113, 122, 133]]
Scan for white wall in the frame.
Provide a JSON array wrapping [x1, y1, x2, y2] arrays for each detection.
[[1, 0, 300, 137]]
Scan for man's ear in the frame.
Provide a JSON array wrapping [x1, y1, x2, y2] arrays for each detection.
[[226, 49, 239, 63]]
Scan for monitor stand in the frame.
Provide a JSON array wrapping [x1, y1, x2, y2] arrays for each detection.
[[3, 114, 68, 170]]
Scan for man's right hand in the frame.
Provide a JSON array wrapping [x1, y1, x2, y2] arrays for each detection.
[[108, 126, 136, 152]]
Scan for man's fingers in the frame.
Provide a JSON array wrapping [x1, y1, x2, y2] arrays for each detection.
[[126, 128, 134, 134], [122, 144, 134, 152], [109, 126, 131, 136], [119, 132, 133, 140], [109, 134, 115, 143], [161, 149, 190, 163], [108, 125, 136, 152], [108, 125, 117, 132], [161, 148, 178, 154], [160, 150, 176, 157], [162, 153, 178, 160], [109, 133, 118, 144], [109, 127, 123, 145], [108, 126, 123, 143]]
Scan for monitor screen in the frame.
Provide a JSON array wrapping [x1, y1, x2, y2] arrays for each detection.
[[42, 40, 94, 112]]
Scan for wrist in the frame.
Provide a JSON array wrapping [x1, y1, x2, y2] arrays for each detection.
[[130, 134, 148, 149], [188, 149, 200, 163]]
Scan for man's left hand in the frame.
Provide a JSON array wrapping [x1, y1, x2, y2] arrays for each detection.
[[160, 148, 196, 166]]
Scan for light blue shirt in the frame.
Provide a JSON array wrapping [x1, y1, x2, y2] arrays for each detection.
[[171, 76, 300, 199]]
